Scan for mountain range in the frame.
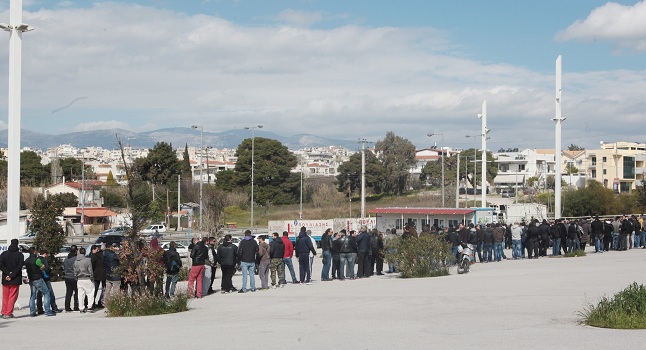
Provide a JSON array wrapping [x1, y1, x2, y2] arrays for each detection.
[[0, 128, 360, 151]]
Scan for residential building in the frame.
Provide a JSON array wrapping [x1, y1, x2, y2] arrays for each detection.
[[586, 141, 646, 192]]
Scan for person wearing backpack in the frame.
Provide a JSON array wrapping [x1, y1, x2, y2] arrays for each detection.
[[163, 241, 182, 298]]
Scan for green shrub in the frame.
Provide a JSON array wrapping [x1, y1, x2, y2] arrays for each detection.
[[105, 291, 190, 317], [580, 282, 646, 329], [384, 234, 452, 278], [564, 249, 586, 258], [178, 266, 189, 281]]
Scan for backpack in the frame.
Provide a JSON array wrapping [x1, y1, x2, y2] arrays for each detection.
[[370, 235, 379, 251], [170, 258, 180, 273]]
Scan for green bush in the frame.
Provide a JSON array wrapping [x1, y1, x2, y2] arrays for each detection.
[[564, 250, 586, 258], [580, 282, 646, 329], [105, 291, 190, 317], [384, 234, 452, 278], [178, 266, 189, 281]]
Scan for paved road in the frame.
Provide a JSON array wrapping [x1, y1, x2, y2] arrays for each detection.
[[2, 246, 646, 349]]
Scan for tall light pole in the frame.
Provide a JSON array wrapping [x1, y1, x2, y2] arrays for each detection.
[[191, 125, 203, 230], [465, 134, 482, 207], [2, 0, 33, 243], [427, 133, 445, 207], [245, 125, 263, 231], [358, 139, 372, 219], [478, 101, 490, 208], [299, 158, 304, 220], [455, 150, 460, 208], [553, 55, 565, 218]]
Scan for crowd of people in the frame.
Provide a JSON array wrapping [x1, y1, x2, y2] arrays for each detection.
[[3, 214, 644, 319], [184, 224, 388, 299], [440, 214, 645, 262]]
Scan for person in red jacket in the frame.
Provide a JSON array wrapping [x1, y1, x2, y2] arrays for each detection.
[[281, 231, 298, 284]]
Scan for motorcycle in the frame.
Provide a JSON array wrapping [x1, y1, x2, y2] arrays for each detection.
[[457, 243, 474, 274]]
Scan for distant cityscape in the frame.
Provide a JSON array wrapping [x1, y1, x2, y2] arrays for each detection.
[[3, 138, 645, 196]]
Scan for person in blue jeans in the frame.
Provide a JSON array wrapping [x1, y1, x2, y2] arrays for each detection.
[[237, 230, 259, 293], [320, 228, 333, 281], [24, 247, 55, 317], [281, 232, 298, 284], [510, 223, 522, 259]]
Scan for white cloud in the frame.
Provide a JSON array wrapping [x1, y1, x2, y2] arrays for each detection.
[[556, 1, 646, 51], [72, 120, 130, 132], [275, 9, 323, 27], [0, 3, 641, 150]]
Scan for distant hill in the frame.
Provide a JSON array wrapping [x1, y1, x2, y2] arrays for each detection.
[[0, 127, 359, 151]]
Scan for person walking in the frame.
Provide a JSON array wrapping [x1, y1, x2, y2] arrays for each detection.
[[0, 239, 25, 319]]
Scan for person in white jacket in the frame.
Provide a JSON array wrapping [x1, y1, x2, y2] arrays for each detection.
[[74, 248, 95, 313], [307, 230, 317, 279], [511, 223, 523, 260]]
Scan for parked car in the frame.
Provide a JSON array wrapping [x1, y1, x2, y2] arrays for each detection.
[[18, 230, 37, 242], [161, 241, 189, 258], [100, 226, 129, 235], [141, 223, 167, 235], [55, 245, 72, 261]]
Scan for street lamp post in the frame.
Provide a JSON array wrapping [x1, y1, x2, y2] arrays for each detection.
[[245, 125, 263, 232], [2, 0, 33, 243], [427, 133, 445, 207], [191, 125, 203, 231]]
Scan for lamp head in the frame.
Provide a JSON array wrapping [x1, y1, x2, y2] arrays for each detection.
[[191, 125, 199, 130]]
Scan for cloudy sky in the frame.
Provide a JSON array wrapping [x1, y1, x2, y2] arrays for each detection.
[[0, 0, 645, 151]]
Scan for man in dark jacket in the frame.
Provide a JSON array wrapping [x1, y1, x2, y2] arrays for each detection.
[[237, 230, 259, 293], [370, 229, 384, 276], [188, 238, 208, 298], [90, 245, 106, 308], [526, 221, 540, 259], [25, 247, 56, 317], [320, 228, 332, 281], [295, 226, 317, 284], [482, 225, 494, 262], [163, 241, 182, 298], [356, 226, 371, 278], [330, 232, 341, 279], [335, 229, 354, 280], [590, 216, 604, 253], [217, 235, 238, 293], [63, 245, 79, 312], [102, 243, 121, 300], [269, 232, 285, 288], [1, 239, 25, 319]]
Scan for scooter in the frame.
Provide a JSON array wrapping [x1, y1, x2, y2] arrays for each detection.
[[457, 243, 474, 274]]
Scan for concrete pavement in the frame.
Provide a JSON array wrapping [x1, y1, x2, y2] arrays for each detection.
[[2, 246, 646, 349]]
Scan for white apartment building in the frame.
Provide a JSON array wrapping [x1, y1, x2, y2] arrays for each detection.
[[493, 148, 556, 191]]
